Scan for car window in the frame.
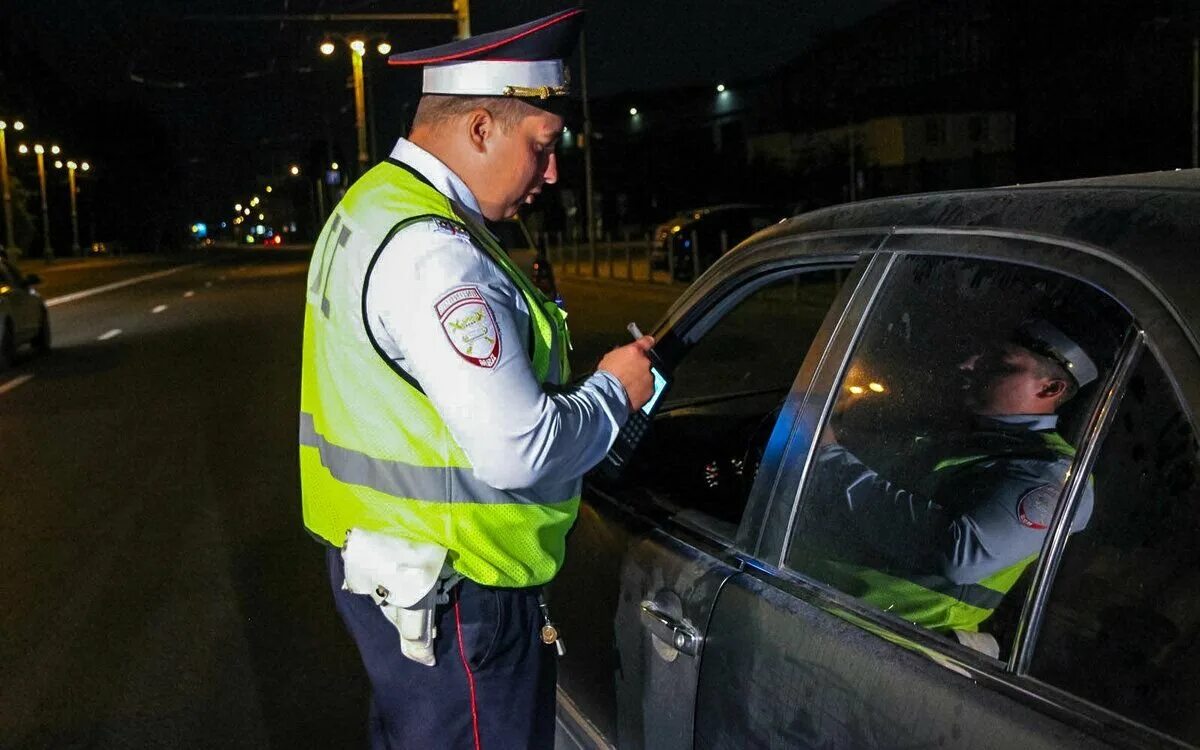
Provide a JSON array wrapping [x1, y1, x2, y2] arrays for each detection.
[[784, 254, 1132, 659], [1029, 349, 1200, 744], [611, 269, 847, 531]]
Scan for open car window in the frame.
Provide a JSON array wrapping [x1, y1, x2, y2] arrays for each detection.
[[603, 268, 848, 536]]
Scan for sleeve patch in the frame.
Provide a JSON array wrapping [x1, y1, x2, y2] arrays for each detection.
[[436, 286, 501, 368], [1017, 484, 1060, 529]]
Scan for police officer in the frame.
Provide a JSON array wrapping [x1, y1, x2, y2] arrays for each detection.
[[298, 9, 654, 748], [811, 320, 1098, 639]]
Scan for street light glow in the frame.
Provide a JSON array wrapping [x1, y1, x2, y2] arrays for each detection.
[[258, 213, 265, 221], [67, 160, 77, 169], [377, 41, 392, 56], [13, 121, 23, 131], [54, 160, 63, 169], [349, 39, 366, 56], [235, 203, 242, 211], [51, 145, 60, 155], [81, 162, 90, 171], [716, 83, 726, 92], [320, 40, 336, 56], [629, 107, 638, 116], [265, 185, 273, 193], [18, 144, 28, 154], [290, 165, 300, 176], [34, 144, 44, 154], [244, 208, 251, 215], [331, 161, 340, 171]]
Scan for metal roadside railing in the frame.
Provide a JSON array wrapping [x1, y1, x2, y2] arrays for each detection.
[[526, 229, 732, 286]]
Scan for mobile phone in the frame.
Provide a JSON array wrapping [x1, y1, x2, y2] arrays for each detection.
[[598, 360, 671, 480], [642, 365, 668, 416]]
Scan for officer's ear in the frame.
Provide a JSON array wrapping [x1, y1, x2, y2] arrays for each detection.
[[465, 108, 496, 154], [1038, 377, 1068, 403]]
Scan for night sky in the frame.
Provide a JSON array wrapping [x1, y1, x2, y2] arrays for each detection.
[[2, 0, 895, 240]]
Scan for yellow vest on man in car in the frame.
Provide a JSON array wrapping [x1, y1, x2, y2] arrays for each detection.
[[299, 160, 576, 588]]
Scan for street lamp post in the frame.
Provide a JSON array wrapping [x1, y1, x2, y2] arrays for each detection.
[[290, 164, 323, 239], [321, 36, 389, 175], [23, 144, 55, 260], [56, 159, 87, 255], [0, 119, 24, 256], [350, 40, 369, 173], [453, 0, 470, 39]]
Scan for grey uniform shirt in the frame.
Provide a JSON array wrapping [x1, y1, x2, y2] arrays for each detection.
[[813, 414, 1094, 584], [363, 138, 629, 491]]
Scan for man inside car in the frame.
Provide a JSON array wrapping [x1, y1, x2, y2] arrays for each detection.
[[809, 319, 1099, 644]]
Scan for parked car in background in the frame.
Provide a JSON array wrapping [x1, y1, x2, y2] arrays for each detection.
[[0, 255, 49, 367], [90, 240, 127, 256], [650, 204, 783, 281], [552, 171, 1200, 749]]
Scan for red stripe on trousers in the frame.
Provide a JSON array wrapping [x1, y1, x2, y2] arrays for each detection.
[[454, 598, 483, 750]]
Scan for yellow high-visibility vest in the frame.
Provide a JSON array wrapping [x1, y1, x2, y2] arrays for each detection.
[[300, 159, 575, 587]]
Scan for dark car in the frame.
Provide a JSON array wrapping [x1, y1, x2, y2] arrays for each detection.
[[90, 240, 127, 256], [650, 204, 782, 281], [552, 171, 1200, 749], [0, 255, 49, 367]]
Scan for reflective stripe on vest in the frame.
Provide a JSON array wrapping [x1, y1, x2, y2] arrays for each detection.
[[300, 160, 577, 587], [299, 412, 577, 506]]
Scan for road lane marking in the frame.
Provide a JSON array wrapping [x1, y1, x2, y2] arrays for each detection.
[[183, 290, 195, 298], [0, 374, 33, 396], [45, 264, 200, 307], [97, 329, 122, 341], [152, 304, 168, 314]]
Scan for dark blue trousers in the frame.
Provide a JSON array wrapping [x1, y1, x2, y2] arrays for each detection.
[[327, 547, 557, 749]]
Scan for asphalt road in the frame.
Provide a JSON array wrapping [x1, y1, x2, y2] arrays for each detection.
[[0, 251, 679, 749]]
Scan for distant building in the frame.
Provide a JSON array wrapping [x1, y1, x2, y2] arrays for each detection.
[[750, 111, 1016, 201], [548, 0, 1196, 233]]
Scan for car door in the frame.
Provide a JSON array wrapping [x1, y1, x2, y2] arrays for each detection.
[[0, 259, 31, 338], [695, 230, 1200, 748], [0, 259, 35, 340], [551, 233, 878, 749]]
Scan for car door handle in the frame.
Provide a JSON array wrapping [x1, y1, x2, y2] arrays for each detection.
[[640, 600, 702, 656]]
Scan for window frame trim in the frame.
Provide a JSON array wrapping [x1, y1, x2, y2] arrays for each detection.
[[756, 251, 897, 560], [632, 230, 887, 557], [665, 255, 868, 556], [1008, 326, 1146, 675]]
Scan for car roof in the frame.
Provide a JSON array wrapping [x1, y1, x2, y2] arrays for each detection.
[[767, 169, 1200, 327]]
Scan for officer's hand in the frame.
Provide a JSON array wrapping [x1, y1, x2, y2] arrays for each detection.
[[598, 336, 655, 413]]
